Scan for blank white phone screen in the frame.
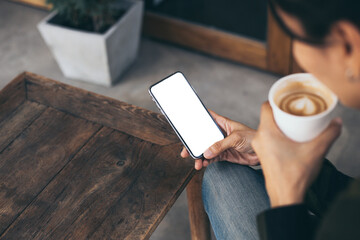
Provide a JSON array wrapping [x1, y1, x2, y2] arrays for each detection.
[[150, 72, 224, 158]]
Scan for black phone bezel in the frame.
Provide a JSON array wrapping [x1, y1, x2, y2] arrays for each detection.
[[148, 71, 225, 159]]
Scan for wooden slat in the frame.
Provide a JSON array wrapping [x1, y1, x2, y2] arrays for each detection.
[[0, 101, 46, 152], [266, 8, 292, 75], [24, 72, 178, 146], [187, 170, 211, 240], [0, 108, 101, 236], [291, 56, 304, 73], [143, 12, 267, 70], [11, 0, 51, 10], [2, 128, 195, 239], [0, 72, 26, 123], [136, 144, 195, 239], [289, 40, 304, 73]]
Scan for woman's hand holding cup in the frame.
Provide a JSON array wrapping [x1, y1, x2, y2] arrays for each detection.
[[252, 102, 342, 207], [252, 73, 342, 207]]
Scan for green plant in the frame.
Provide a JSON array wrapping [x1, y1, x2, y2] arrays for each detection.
[[47, 0, 125, 33]]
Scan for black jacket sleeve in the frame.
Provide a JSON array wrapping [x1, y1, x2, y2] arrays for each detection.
[[256, 160, 353, 240], [315, 180, 360, 240], [257, 204, 316, 240], [304, 160, 352, 217]]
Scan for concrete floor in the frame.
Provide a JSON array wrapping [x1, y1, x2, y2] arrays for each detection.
[[1, 1, 360, 239]]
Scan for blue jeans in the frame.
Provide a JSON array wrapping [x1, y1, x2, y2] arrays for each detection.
[[202, 161, 270, 240]]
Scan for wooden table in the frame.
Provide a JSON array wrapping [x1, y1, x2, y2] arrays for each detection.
[[0, 72, 210, 239]]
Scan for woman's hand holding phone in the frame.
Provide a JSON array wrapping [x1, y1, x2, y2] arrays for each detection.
[[180, 110, 259, 170]]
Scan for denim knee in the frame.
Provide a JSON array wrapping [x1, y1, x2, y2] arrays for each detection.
[[202, 161, 256, 213], [201, 162, 270, 240]]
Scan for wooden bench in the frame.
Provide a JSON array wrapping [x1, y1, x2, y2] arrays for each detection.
[[0, 72, 210, 239]]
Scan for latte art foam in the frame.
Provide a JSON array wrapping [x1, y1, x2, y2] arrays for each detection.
[[279, 92, 328, 116]]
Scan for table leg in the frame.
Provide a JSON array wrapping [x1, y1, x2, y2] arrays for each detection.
[[186, 169, 211, 240]]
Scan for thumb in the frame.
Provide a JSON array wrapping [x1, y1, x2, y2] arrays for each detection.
[[312, 118, 342, 149], [204, 132, 244, 159]]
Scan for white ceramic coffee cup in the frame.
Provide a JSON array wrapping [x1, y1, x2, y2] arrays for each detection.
[[268, 73, 338, 142]]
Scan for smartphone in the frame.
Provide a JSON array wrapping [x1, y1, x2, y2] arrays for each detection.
[[149, 72, 225, 159]]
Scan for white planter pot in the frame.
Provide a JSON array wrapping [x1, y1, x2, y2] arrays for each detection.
[[38, 0, 143, 86]]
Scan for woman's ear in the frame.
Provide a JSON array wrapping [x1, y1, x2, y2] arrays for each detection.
[[333, 21, 360, 77]]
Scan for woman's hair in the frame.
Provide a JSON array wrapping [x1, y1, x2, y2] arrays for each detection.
[[271, 0, 360, 43]]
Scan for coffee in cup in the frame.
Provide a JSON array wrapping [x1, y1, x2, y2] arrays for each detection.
[[269, 73, 338, 142]]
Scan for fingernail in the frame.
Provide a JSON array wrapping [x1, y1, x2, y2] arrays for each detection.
[[204, 149, 213, 158], [195, 162, 201, 170]]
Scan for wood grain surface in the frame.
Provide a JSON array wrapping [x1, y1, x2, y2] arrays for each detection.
[[266, 8, 292, 75], [0, 72, 26, 123], [2, 128, 194, 239], [25, 72, 178, 146], [0, 101, 46, 152], [0, 107, 101, 236], [0, 72, 198, 240], [187, 170, 211, 240]]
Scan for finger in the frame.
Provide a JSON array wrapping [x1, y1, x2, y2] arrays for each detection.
[[194, 159, 203, 170], [252, 102, 277, 153], [258, 102, 277, 130], [208, 109, 223, 120], [208, 109, 229, 132], [203, 158, 219, 167], [180, 147, 190, 158], [203, 160, 209, 167], [311, 118, 342, 150], [204, 132, 245, 159]]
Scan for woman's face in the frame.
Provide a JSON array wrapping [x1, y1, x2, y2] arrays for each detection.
[[277, 8, 360, 109]]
